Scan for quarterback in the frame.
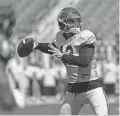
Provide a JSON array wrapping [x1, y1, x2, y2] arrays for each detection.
[[18, 7, 108, 115]]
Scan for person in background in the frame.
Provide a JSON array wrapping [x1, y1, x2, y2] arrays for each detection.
[[0, 33, 16, 111], [6, 50, 28, 108], [25, 52, 45, 104], [0, 5, 16, 111], [103, 59, 117, 95]]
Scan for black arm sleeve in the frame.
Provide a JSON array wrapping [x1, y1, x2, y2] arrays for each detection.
[[61, 44, 95, 67], [35, 42, 56, 55]]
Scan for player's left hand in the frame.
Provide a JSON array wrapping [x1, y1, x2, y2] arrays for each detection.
[[48, 44, 63, 58]]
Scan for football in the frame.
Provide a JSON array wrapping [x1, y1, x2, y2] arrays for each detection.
[[17, 38, 34, 57]]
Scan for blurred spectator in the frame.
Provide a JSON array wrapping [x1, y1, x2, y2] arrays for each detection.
[[0, 32, 16, 111], [56, 71, 66, 100], [6, 53, 28, 108], [103, 59, 117, 94], [51, 61, 67, 100], [25, 52, 45, 104], [42, 69, 57, 95], [114, 33, 119, 64], [0, 33, 13, 63], [106, 42, 114, 62]]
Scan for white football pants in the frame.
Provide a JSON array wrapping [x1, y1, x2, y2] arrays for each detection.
[[59, 87, 108, 116]]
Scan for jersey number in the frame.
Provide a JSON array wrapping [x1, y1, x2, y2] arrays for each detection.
[[60, 45, 73, 54]]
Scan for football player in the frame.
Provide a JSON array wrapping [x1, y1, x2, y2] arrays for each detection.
[[19, 7, 108, 115]]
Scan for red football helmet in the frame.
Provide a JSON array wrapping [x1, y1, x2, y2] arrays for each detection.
[[57, 7, 82, 33]]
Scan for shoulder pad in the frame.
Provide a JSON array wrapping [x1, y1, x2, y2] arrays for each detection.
[[71, 30, 96, 46], [80, 30, 96, 44], [81, 30, 95, 38]]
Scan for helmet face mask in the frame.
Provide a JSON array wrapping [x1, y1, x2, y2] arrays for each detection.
[[58, 7, 82, 33], [58, 18, 72, 32]]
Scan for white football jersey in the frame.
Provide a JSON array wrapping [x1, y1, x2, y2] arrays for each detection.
[[54, 30, 99, 83]]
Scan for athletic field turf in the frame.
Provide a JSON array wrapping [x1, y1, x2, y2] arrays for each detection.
[[0, 102, 119, 115]]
